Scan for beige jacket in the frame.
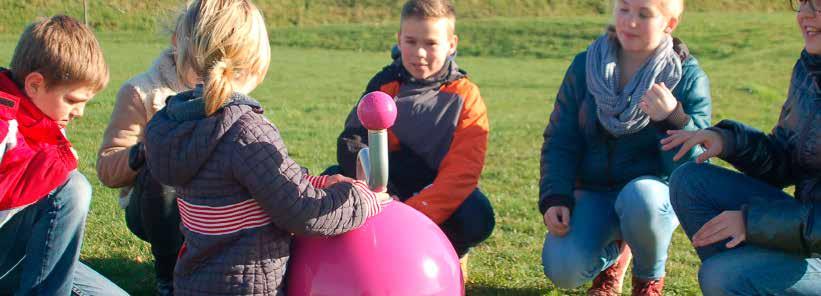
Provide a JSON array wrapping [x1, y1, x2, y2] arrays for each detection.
[[96, 48, 188, 204]]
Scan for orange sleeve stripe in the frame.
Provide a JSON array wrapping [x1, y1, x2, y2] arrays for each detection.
[[387, 131, 400, 152], [378, 81, 400, 97], [405, 79, 490, 224], [376, 81, 402, 152]]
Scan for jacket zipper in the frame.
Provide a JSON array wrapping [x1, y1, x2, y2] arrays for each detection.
[[797, 103, 818, 172], [606, 139, 615, 187]]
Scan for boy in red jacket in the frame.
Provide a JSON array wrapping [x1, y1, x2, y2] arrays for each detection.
[[0, 15, 126, 295]]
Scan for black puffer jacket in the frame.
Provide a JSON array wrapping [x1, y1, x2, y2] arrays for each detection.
[[711, 50, 820, 257]]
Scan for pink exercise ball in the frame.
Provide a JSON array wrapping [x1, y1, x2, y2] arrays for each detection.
[[287, 201, 464, 296], [357, 91, 397, 130]]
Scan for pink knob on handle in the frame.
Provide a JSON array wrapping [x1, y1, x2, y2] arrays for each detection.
[[357, 91, 397, 130]]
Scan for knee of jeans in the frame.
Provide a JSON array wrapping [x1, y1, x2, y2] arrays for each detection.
[[471, 192, 495, 242], [670, 162, 712, 219], [62, 171, 93, 214], [698, 259, 745, 296], [455, 191, 496, 246], [669, 162, 707, 214], [615, 177, 671, 222], [542, 245, 591, 289], [669, 162, 698, 190]]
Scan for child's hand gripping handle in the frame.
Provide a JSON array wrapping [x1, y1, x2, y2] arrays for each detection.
[[355, 91, 397, 193]]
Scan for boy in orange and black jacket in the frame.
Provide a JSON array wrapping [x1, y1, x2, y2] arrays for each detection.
[[334, 0, 494, 274]]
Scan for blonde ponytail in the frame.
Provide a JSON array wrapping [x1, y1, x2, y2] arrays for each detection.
[[174, 0, 272, 117], [204, 58, 234, 115]]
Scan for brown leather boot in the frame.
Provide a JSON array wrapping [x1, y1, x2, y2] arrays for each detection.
[[587, 241, 632, 296], [632, 276, 665, 296]]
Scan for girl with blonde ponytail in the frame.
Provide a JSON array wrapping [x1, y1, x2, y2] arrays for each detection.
[[143, 1, 389, 294], [173, 0, 270, 116]]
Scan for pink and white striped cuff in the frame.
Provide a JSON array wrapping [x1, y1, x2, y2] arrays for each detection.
[[351, 180, 382, 217], [304, 174, 329, 189]]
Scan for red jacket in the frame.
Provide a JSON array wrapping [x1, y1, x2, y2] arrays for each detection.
[[0, 70, 77, 211]]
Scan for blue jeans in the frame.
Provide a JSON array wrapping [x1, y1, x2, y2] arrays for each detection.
[[670, 162, 821, 295], [541, 176, 679, 289], [0, 171, 127, 296]]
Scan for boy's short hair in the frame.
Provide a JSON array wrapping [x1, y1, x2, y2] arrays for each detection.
[[400, 0, 456, 32], [10, 15, 108, 92]]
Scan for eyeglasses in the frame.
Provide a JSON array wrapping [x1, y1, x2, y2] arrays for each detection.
[[791, 0, 821, 14]]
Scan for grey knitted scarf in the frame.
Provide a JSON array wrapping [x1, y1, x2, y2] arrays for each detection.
[[586, 34, 682, 137]]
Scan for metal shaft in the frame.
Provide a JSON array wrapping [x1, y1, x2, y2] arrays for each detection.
[[367, 130, 389, 193]]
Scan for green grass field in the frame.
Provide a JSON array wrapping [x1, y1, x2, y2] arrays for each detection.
[[0, 10, 803, 296], [0, 0, 788, 33]]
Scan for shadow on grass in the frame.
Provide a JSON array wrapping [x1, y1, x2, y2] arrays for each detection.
[[467, 284, 548, 295], [83, 258, 573, 296], [83, 257, 155, 296]]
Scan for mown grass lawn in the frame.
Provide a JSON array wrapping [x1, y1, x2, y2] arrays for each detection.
[[0, 12, 802, 295]]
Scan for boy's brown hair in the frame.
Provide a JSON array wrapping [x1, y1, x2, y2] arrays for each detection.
[[10, 15, 108, 92], [400, 0, 456, 32]]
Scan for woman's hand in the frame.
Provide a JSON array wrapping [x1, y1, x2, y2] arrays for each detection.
[[544, 206, 571, 237], [639, 82, 678, 121], [661, 129, 724, 163], [692, 210, 746, 249]]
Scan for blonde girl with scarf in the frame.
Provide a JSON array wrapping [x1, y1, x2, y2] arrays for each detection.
[[539, 1, 712, 295]]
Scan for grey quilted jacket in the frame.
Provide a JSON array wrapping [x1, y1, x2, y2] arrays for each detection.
[[144, 88, 381, 295]]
